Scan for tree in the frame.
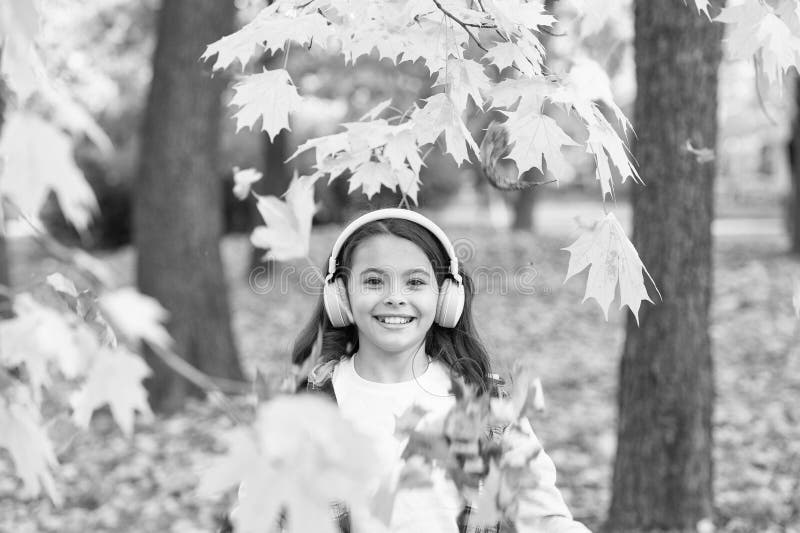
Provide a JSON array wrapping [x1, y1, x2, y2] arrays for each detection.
[[0, 89, 11, 319], [134, 0, 244, 412], [788, 76, 800, 254], [607, 1, 724, 530]]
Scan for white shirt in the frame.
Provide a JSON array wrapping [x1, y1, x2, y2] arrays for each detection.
[[333, 356, 461, 533], [331, 356, 588, 533]]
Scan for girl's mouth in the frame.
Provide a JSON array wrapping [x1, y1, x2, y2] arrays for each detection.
[[374, 316, 415, 326]]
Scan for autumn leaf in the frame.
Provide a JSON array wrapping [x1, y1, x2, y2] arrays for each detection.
[[199, 395, 383, 533], [232, 167, 263, 201], [360, 98, 393, 121], [0, 0, 45, 99], [97, 287, 172, 350], [70, 346, 153, 437], [411, 93, 478, 166], [0, 294, 96, 396], [0, 112, 97, 231], [502, 100, 579, 181], [484, 41, 543, 78], [716, 1, 800, 85], [384, 128, 423, 174], [584, 107, 641, 200], [400, 18, 468, 73], [251, 174, 316, 262], [348, 161, 397, 199], [483, 0, 555, 38], [688, 0, 711, 19], [202, 4, 332, 71], [0, 393, 61, 504], [433, 58, 491, 114], [228, 69, 302, 141], [562, 212, 660, 324]]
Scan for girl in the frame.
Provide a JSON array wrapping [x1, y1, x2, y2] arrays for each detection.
[[291, 208, 590, 533]]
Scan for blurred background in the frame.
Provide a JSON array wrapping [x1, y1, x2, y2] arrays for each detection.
[[1, 0, 798, 531]]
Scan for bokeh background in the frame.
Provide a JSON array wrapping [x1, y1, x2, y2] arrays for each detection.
[[1, 0, 798, 532]]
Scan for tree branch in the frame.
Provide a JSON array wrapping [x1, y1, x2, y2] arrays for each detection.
[[431, 0, 490, 54]]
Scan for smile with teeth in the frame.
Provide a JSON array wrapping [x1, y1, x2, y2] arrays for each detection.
[[375, 316, 415, 325]]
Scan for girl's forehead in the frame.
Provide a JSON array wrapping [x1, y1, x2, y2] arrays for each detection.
[[350, 234, 434, 271]]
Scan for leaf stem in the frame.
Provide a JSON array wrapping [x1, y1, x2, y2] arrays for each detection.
[[431, 0, 490, 54]]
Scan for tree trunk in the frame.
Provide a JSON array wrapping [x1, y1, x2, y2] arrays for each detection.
[[607, 1, 724, 531], [134, 0, 243, 412], [511, 187, 536, 231], [788, 75, 800, 253], [0, 92, 12, 320]]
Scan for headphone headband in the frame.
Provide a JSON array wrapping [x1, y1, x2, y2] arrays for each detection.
[[325, 208, 462, 284]]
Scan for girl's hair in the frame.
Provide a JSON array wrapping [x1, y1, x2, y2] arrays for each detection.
[[291, 217, 493, 392]]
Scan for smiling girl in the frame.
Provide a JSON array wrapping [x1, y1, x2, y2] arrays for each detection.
[[291, 208, 590, 533]]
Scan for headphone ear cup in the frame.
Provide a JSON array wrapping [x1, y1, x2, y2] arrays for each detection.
[[435, 278, 465, 328], [323, 277, 353, 328]]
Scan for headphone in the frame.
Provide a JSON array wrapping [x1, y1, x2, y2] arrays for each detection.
[[322, 208, 465, 329]]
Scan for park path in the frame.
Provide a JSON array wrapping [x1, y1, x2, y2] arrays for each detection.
[[434, 196, 785, 240]]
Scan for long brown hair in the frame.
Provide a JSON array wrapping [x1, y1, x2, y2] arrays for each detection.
[[291, 216, 493, 392]]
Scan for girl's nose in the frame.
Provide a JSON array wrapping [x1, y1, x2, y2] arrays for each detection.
[[384, 282, 406, 305], [383, 291, 407, 305]]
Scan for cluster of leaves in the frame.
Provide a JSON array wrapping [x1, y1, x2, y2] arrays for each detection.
[[199, 367, 548, 532], [0, 275, 160, 503], [1, 0, 158, 505], [715, 0, 800, 86], [206, 0, 661, 322]]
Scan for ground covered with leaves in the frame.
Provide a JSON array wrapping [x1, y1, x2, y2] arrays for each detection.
[[2, 221, 799, 532]]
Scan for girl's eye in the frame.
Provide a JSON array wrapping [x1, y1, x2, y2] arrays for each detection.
[[364, 277, 382, 286], [408, 278, 426, 287]]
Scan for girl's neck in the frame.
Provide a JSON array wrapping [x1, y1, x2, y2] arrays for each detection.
[[353, 346, 430, 383]]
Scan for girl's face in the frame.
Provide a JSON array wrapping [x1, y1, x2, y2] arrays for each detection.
[[346, 234, 439, 359]]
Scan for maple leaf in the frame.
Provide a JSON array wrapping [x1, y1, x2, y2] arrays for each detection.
[[0, 112, 97, 231], [687, 0, 711, 19], [348, 161, 397, 199], [434, 58, 491, 114], [502, 100, 579, 181], [484, 41, 543, 78], [384, 127, 423, 174], [199, 395, 383, 533], [202, 5, 332, 71], [584, 108, 641, 200], [360, 98, 393, 121], [290, 132, 351, 167], [0, 0, 45, 99], [411, 93, 478, 166], [400, 18, 467, 73], [483, 0, 555, 38], [70, 346, 153, 436], [251, 174, 316, 261], [232, 167, 263, 200], [716, 1, 800, 85], [485, 77, 552, 111], [228, 69, 302, 141], [0, 294, 96, 396], [0, 394, 61, 504], [562, 212, 660, 324], [97, 287, 172, 350]]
